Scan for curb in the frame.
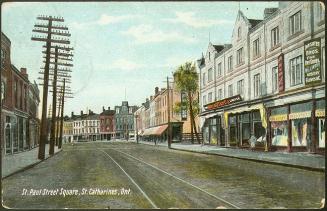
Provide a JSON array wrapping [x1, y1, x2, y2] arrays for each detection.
[[2, 149, 63, 179], [170, 147, 325, 173]]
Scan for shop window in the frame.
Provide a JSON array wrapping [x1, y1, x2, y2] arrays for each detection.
[[253, 111, 265, 140], [270, 106, 289, 146], [240, 113, 251, 146], [229, 115, 237, 146], [318, 119, 325, 148], [209, 118, 218, 145]]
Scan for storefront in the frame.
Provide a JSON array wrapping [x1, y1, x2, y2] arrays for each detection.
[[202, 115, 225, 146], [268, 98, 325, 153]]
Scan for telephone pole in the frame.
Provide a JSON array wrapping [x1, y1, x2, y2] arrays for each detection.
[[32, 15, 72, 159], [167, 76, 172, 149]]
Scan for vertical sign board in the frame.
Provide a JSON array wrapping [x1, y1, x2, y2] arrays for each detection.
[[278, 53, 285, 92], [304, 38, 321, 85]]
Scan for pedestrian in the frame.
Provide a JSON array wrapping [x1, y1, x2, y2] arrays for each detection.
[[249, 135, 257, 151]]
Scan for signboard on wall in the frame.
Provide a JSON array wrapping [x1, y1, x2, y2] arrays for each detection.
[[277, 53, 285, 92], [204, 95, 242, 111], [304, 38, 321, 85]]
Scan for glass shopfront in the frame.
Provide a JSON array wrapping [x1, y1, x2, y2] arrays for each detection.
[[239, 113, 251, 146], [209, 118, 218, 145], [253, 110, 266, 141], [316, 100, 325, 148], [229, 115, 238, 146], [203, 116, 225, 146], [290, 102, 313, 147], [270, 106, 288, 146]]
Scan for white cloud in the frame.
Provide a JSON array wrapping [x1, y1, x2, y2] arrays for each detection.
[[164, 11, 233, 28], [122, 24, 197, 44], [70, 14, 137, 30], [111, 59, 144, 71]]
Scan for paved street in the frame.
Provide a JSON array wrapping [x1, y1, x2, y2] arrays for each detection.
[[2, 141, 325, 209]]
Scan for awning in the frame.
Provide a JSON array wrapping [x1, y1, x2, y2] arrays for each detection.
[[142, 125, 168, 136], [316, 109, 325, 117], [289, 111, 312, 120], [269, 114, 288, 122], [223, 103, 267, 129], [199, 112, 220, 129], [154, 125, 168, 135]]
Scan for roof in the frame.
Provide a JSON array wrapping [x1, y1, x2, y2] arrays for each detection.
[[1, 32, 11, 45], [100, 110, 115, 116], [212, 45, 224, 53], [248, 19, 262, 28]]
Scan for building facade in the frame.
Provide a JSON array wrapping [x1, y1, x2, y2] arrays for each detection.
[[72, 110, 100, 142], [198, 2, 325, 153], [99, 106, 115, 140], [1, 32, 40, 155], [114, 101, 138, 139]]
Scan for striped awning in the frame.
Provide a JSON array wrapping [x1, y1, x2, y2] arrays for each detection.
[[289, 111, 312, 120], [269, 114, 288, 122]]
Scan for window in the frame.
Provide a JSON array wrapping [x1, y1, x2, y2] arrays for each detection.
[[290, 55, 303, 86], [237, 79, 244, 96], [14, 80, 18, 107], [237, 47, 244, 65], [217, 62, 222, 76], [208, 92, 213, 103], [202, 72, 206, 86], [208, 52, 211, 60], [218, 89, 222, 100], [237, 27, 241, 39], [322, 47, 325, 80], [318, 2, 325, 21], [208, 68, 213, 82], [253, 38, 260, 58], [1, 49, 6, 68], [228, 84, 233, 97], [272, 66, 278, 92], [203, 95, 207, 105], [116, 108, 119, 114], [271, 26, 279, 48], [289, 11, 302, 35], [254, 73, 261, 97], [1, 81, 5, 102], [227, 56, 233, 71]]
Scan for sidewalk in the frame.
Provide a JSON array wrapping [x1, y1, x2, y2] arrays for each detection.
[[136, 140, 325, 172], [2, 144, 62, 178]]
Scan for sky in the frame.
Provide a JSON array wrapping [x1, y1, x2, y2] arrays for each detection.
[[1, 1, 279, 116]]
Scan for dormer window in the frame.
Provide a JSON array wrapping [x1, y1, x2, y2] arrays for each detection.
[[238, 27, 241, 39]]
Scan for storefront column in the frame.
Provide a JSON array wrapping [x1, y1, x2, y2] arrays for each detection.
[[311, 99, 317, 153], [287, 105, 292, 152], [236, 115, 239, 147]]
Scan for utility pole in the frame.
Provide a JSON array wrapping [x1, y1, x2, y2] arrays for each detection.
[[32, 15, 71, 160], [55, 89, 62, 146], [167, 76, 172, 149], [59, 79, 66, 149], [49, 46, 58, 155]]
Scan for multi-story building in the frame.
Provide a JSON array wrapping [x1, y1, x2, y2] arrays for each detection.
[[72, 110, 100, 141], [135, 80, 198, 142], [198, 2, 325, 153], [99, 106, 115, 140], [1, 32, 40, 155], [114, 101, 138, 139], [63, 115, 74, 143]]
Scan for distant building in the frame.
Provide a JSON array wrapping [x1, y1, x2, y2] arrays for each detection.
[[114, 101, 138, 139], [72, 110, 100, 142], [99, 106, 115, 140]]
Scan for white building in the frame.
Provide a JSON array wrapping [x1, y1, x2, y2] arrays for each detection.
[[198, 2, 325, 154], [72, 110, 100, 142]]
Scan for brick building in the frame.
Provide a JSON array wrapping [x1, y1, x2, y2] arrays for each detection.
[[99, 106, 115, 140]]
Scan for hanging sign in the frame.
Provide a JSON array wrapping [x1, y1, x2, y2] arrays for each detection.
[[204, 95, 242, 111], [304, 38, 321, 85]]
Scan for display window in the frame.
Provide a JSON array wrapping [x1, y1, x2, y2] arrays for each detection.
[[229, 115, 238, 146], [240, 113, 250, 146], [253, 110, 266, 141], [318, 119, 325, 148], [271, 121, 288, 146]]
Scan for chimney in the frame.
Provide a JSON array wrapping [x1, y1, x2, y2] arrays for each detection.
[[146, 98, 149, 102], [89, 109, 91, 114], [20, 68, 28, 79], [155, 87, 159, 95], [103, 106, 105, 112], [108, 107, 110, 111], [71, 112, 74, 117], [264, 8, 278, 19], [81, 110, 83, 115], [150, 95, 153, 101]]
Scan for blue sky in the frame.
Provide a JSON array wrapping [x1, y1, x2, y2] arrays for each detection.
[[1, 1, 278, 116]]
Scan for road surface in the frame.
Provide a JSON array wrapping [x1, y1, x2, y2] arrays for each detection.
[[2, 141, 324, 209]]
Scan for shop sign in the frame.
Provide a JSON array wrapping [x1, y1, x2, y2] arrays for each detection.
[[204, 95, 242, 111], [269, 114, 288, 122], [304, 38, 321, 85], [289, 111, 312, 120], [278, 53, 285, 92], [315, 109, 325, 117]]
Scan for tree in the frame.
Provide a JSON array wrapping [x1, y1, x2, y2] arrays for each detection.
[[173, 62, 200, 144]]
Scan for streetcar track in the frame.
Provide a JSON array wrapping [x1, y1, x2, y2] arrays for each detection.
[[108, 148, 241, 209], [98, 149, 158, 209]]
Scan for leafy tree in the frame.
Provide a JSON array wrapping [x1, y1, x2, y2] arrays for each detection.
[[173, 62, 200, 144]]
